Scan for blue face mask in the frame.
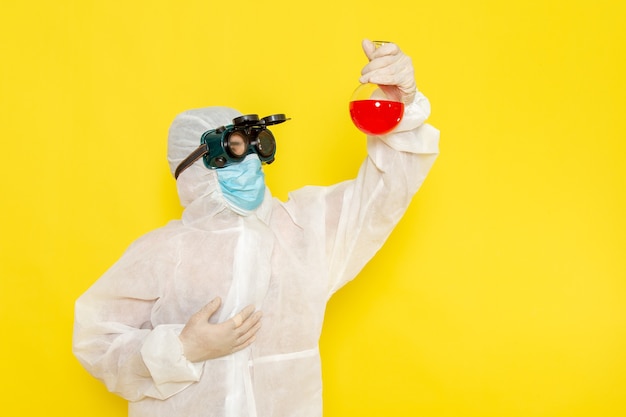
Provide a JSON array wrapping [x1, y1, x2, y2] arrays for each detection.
[[216, 155, 266, 212]]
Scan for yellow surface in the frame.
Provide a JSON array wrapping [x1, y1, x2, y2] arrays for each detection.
[[1, 1, 625, 416]]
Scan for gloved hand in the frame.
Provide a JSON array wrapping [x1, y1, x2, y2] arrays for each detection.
[[179, 297, 262, 362], [359, 39, 417, 104]]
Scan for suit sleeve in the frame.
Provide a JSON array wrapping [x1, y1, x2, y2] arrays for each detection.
[[324, 91, 440, 294]]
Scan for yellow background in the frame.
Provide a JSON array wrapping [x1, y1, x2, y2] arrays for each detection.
[[1, 0, 625, 416]]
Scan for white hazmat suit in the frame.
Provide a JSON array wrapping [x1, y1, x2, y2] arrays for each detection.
[[73, 43, 439, 417]]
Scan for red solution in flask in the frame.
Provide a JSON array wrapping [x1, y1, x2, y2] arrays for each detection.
[[349, 99, 404, 135]]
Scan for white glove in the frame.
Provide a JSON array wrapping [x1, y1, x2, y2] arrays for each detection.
[[179, 297, 262, 362], [359, 39, 417, 104]]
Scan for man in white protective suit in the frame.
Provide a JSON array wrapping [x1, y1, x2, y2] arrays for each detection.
[[73, 39, 440, 417]]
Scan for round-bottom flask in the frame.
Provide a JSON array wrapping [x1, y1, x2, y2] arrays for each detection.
[[349, 41, 404, 135]]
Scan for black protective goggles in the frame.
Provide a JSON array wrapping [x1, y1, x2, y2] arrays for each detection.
[[175, 114, 289, 179]]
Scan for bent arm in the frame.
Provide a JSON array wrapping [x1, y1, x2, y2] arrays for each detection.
[[326, 92, 440, 293], [72, 236, 203, 401]]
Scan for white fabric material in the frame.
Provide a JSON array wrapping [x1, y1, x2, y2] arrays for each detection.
[[73, 94, 439, 417]]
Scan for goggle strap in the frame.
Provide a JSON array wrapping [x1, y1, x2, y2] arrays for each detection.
[[174, 143, 209, 179]]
